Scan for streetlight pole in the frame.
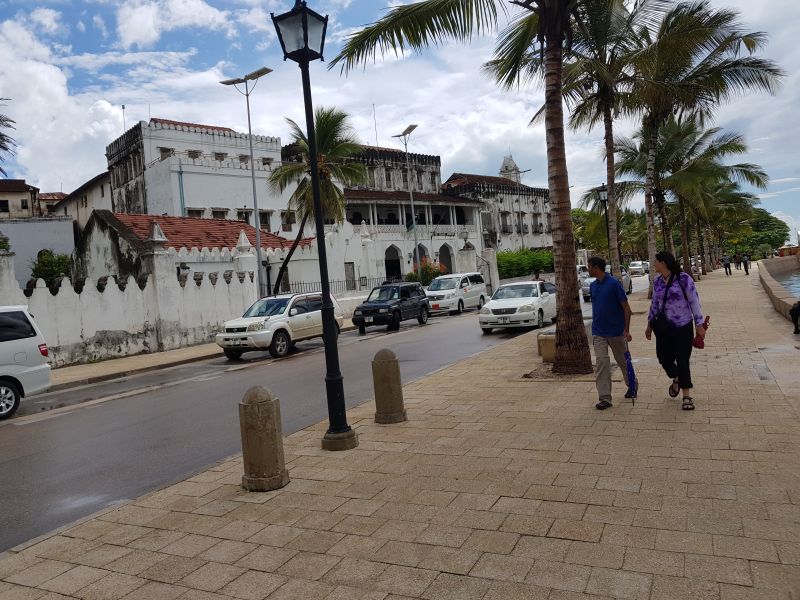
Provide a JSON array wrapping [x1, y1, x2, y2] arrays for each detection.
[[597, 183, 611, 274], [272, 0, 356, 451], [517, 198, 525, 250], [392, 125, 421, 281], [220, 66, 273, 299]]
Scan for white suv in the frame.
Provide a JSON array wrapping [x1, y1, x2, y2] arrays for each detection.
[[216, 293, 344, 360], [0, 306, 51, 419], [425, 272, 487, 315]]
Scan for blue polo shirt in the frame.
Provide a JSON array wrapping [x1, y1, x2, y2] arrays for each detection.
[[590, 274, 627, 337]]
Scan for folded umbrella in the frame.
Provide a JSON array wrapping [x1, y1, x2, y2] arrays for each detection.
[[624, 342, 637, 405], [693, 316, 711, 349]]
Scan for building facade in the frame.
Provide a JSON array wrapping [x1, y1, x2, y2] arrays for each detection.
[[442, 156, 552, 252], [0, 179, 39, 219], [106, 118, 287, 231], [53, 172, 112, 231]]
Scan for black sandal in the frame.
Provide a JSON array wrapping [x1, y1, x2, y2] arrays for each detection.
[[595, 399, 613, 410], [668, 379, 680, 398], [682, 397, 695, 410]]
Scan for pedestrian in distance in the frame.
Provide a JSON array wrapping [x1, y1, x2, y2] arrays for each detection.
[[722, 255, 732, 276], [734, 253, 742, 270], [742, 254, 750, 275], [645, 251, 707, 411], [790, 301, 800, 335], [587, 256, 633, 410]]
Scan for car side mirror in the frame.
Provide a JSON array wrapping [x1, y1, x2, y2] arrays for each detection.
[[289, 308, 298, 316]]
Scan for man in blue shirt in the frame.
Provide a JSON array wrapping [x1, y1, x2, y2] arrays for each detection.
[[588, 256, 633, 410]]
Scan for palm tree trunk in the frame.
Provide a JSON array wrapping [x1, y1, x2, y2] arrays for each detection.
[[271, 213, 309, 296], [697, 219, 707, 275], [603, 105, 622, 283], [544, 41, 592, 375], [678, 196, 693, 279], [644, 123, 659, 298]]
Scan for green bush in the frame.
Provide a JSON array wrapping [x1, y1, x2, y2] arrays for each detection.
[[0, 236, 8, 251], [31, 249, 72, 286], [496, 249, 554, 279], [404, 257, 445, 286]]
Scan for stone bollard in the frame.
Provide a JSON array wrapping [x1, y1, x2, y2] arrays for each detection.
[[537, 333, 556, 363], [372, 349, 407, 424], [239, 386, 289, 492]]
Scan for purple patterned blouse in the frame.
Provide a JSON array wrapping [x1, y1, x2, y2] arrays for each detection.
[[647, 272, 704, 328]]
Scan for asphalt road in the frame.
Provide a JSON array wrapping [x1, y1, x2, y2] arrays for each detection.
[[1, 276, 649, 552], [0, 310, 535, 552]]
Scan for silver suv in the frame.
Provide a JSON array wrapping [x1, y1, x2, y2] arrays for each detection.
[[0, 306, 51, 419]]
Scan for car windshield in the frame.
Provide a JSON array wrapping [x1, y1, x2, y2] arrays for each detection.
[[630, 262, 642, 267], [243, 298, 290, 318], [493, 284, 538, 300], [428, 278, 458, 291], [368, 286, 400, 302]]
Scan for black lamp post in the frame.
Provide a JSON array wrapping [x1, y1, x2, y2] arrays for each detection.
[[597, 183, 611, 274], [272, 0, 357, 451]]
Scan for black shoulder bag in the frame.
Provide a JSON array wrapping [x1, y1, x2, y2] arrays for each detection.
[[649, 274, 675, 336]]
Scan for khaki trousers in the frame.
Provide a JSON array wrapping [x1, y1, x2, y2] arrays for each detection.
[[593, 335, 630, 402]]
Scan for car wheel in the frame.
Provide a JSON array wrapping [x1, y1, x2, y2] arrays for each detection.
[[0, 380, 21, 420], [417, 307, 429, 325], [457, 300, 464, 315], [389, 311, 401, 331], [627, 282, 633, 294], [223, 349, 243, 361], [481, 327, 493, 335], [478, 296, 485, 309], [583, 295, 591, 302], [537, 310, 544, 329], [358, 324, 366, 335], [268, 330, 291, 358]]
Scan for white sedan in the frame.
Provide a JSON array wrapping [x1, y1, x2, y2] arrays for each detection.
[[478, 281, 557, 334]]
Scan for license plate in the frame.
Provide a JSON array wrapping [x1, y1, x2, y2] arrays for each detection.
[[365, 317, 373, 323], [432, 304, 440, 310], [500, 317, 510, 323]]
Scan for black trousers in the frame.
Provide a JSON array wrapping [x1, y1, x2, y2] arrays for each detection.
[[791, 302, 800, 333], [743, 262, 749, 275], [655, 322, 694, 389], [724, 264, 731, 275]]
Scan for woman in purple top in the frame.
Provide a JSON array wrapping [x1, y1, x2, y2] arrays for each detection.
[[645, 251, 706, 410]]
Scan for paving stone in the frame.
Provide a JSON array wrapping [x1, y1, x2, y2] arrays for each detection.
[[417, 547, 481, 575], [118, 581, 185, 600], [525, 559, 591, 592], [684, 554, 752, 586], [218, 571, 287, 600], [138, 555, 205, 584], [512, 535, 572, 561], [565, 542, 626, 569], [198, 540, 258, 564], [585, 567, 651, 599], [160, 534, 219, 558], [656, 530, 714, 555], [210, 520, 267, 542], [712, 535, 780, 562], [622, 548, 684, 576], [373, 565, 438, 596], [322, 558, 388, 587], [469, 552, 533, 582], [234, 546, 297, 572], [5, 560, 74, 587], [104, 549, 164, 575], [649, 575, 720, 600], [276, 551, 340, 580], [481, 580, 551, 600], [420, 572, 491, 600], [600, 525, 656, 549], [547, 519, 604, 542], [264, 577, 334, 600], [38, 566, 108, 595], [180, 561, 246, 592], [71, 572, 146, 600], [463, 529, 519, 554]]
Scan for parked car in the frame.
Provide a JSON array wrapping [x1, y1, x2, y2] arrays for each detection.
[[581, 266, 632, 301], [628, 261, 646, 276], [425, 272, 487, 315], [352, 282, 430, 334], [642, 261, 650, 273], [478, 281, 557, 333], [0, 306, 51, 420], [577, 264, 590, 283], [216, 293, 344, 360]]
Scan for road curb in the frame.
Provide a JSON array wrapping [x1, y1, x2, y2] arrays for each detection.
[[48, 324, 358, 393]]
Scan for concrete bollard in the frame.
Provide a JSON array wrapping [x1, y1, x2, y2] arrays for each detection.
[[537, 333, 556, 363], [372, 349, 407, 424], [239, 386, 289, 492]]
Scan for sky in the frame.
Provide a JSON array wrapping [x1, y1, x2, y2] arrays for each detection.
[[0, 0, 798, 244]]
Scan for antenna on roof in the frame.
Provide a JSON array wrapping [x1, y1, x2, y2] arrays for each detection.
[[372, 104, 379, 147], [122, 104, 126, 132]]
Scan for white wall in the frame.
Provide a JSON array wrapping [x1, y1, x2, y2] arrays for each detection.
[[0, 218, 75, 286]]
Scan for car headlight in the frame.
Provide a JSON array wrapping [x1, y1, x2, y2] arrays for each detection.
[[247, 322, 265, 332], [479, 306, 491, 315], [445, 292, 455, 299], [518, 304, 534, 313], [379, 308, 388, 313], [353, 310, 361, 316]]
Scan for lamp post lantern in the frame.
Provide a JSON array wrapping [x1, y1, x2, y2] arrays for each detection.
[[272, 0, 356, 451], [220, 66, 273, 298], [597, 183, 611, 274], [392, 125, 421, 281]]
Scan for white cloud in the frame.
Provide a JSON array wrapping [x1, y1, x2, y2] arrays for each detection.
[[76, 20, 86, 33], [92, 14, 108, 38], [29, 8, 65, 35], [115, 0, 234, 49], [771, 212, 800, 245]]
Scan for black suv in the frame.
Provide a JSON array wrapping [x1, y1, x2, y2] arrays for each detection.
[[353, 282, 430, 334]]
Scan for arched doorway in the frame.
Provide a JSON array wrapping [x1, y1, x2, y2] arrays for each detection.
[[438, 244, 453, 274], [384, 245, 402, 281]]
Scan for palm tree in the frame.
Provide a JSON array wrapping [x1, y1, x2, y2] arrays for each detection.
[[0, 99, 16, 177], [269, 107, 366, 295], [484, 0, 667, 283], [627, 1, 783, 291], [331, 0, 593, 373]]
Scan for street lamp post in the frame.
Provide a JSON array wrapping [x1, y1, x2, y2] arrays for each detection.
[[272, 0, 356, 451], [392, 125, 421, 281], [220, 66, 273, 299], [597, 183, 611, 274]]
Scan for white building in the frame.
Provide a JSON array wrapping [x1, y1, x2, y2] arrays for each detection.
[[0, 179, 39, 219], [52, 171, 112, 231], [106, 118, 288, 231], [442, 156, 552, 252]]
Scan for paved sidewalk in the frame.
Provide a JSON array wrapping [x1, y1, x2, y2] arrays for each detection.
[[3, 268, 799, 600], [51, 320, 356, 390]]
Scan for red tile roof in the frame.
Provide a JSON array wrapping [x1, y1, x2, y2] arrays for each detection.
[[0, 179, 38, 193], [108, 212, 313, 251], [39, 192, 67, 202], [150, 118, 235, 134], [344, 188, 481, 204]]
